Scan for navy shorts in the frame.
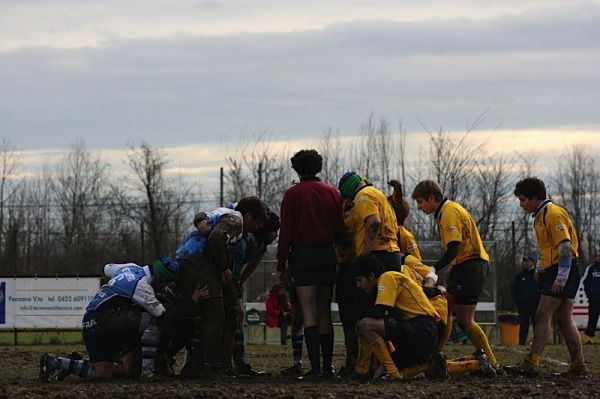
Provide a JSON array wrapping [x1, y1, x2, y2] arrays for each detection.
[[447, 258, 488, 305], [82, 308, 150, 363], [385, 315, 438, 368], [289, 245, 337, 287], [539, 261, 580, 299]]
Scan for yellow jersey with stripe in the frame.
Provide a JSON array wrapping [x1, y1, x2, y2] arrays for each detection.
[[345, 185, 400, 255], [435, 199, 489, 267], [402, 254, 435, 284], [533, 200, 578, 271], [375, 271, 441, 322], [398, 225, 422, 260], [400, 260, 448, 326]]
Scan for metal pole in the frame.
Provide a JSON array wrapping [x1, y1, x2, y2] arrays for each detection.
[[220, 167, 224, 207], [511, 220, 516, 270], [258, 162, 263, 199], [140, 219, 145, 264]]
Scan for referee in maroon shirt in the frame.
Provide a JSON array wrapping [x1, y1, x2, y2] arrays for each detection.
[[277, 149, 346, 379]]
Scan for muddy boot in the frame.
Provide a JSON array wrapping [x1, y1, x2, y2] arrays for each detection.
[[180, 341, 205, 379], [155, 352, 176, 377]]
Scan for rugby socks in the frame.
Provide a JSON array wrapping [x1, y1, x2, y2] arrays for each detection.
[[53, 357, 96, 380], [233, 328, 245, 367], [320, 333, 334, 374], [451, 353, 476, 362], [465, 323, 500, 368], [304, 326, 321, 375], [438, 321, 452, 352], [524, 353, 541, 367], [140, 318, 160, 378], [570, 359, 587, 372], [446, 359, 481, 376], [370, 338, 401, 379], [68, 359, 96, 380], [355, 338, 373, 375], [292, 331, 304, 366], [401, 361, 431, 378]]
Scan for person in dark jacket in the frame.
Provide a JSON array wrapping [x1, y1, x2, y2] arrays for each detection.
[[583, 250, 600, 344], [511, 255, 542, 345]]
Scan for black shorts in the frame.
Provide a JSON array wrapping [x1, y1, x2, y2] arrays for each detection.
[[335, 261, 357, 305], [371, 250, 401, 272], [447, 258, 488, 305], [289, 245, 337, 287], [539, 261, 580, 299], [82, 308, 150, 363], [384, 316, 438, 368]]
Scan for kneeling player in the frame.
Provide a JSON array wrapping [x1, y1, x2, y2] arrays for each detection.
[[354, 255, 440, 379], [39, 257, 208, 382]]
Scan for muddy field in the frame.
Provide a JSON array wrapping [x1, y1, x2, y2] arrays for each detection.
[[0, 343, 598, 398]]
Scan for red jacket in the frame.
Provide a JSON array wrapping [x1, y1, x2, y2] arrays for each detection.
[[265, 293, 291, 328], [276, 177, 346, 271]]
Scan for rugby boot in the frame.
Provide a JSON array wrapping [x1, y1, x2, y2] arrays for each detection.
[[503, 361, 539, 377], [472, 349, 496, 378], [379, 372, 402, 381], [39, 353, 58, 383], [297, 371, 321, 381], [426, 352, 450, 380], [553, 360, 587, 378], [235, 361, 269, 376], [280, 363, 303, 376], [154, 352, 176, 377]]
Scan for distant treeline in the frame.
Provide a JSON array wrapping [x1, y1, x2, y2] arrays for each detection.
[[1, 114, 599, 310]]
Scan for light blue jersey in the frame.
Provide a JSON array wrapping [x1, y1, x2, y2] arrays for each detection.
[[176, 207, 242, 259], [86, 263, 166, 317]]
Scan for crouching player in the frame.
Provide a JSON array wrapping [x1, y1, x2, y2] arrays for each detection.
[[39, 257, 208, 382], [354, 255, 440, 379]]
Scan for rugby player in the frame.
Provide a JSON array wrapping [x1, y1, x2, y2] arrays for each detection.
[[354, 255, 441, 379], [277, 149, 346, 379], [507, 177, 586, 376], [411, 180, 500, 371], [39, 257, 208, 382], [387, 180, 422, 260]]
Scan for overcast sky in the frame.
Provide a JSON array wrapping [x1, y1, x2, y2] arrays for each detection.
[[2, 0, 599, 188]]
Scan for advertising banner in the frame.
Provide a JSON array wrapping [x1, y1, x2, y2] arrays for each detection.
[[574, 279, 590, 330], [0, 278, 100, 329]]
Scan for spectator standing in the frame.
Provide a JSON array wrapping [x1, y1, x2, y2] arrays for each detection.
[[583, 250, 600, 344], [266, 284, 292, 345], [511, 255, 542, 345]]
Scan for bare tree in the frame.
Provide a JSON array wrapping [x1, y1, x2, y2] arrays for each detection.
[[52, 139, 109, 272], [473, 151, 515, 241], [124, 142, 193, 259], [553, 144, 600, 264], [317, 127, 345, 186], [0, 137, 22, 255], [222, 133, 292, 212]]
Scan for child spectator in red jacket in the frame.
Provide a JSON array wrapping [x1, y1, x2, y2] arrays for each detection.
[[266, 284, 292, 345]]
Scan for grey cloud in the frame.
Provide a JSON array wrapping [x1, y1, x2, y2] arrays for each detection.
[[1, 3, 599, 151], [193, 1, 224, 9]]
